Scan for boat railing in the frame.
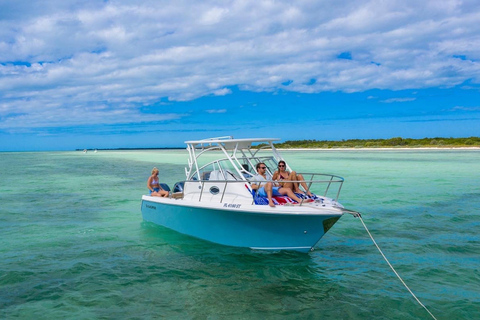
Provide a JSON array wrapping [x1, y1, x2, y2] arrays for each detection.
[[295, 173, 345, 202], [250, 173, 345, 204], [181, 173, 344, 205]]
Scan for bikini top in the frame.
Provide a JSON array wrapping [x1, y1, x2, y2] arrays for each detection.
[[151, 177, 159, 185], [278, 172, 289, 180]]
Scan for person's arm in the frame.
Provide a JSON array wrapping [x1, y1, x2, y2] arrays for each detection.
[[250, 174, 261, 190], [272, 171, 279, 180], [147, 176, 153, 191], [272, 171, 281, 186]]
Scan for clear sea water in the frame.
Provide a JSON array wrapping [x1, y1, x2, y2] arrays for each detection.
[[1, 149, 479, 319]]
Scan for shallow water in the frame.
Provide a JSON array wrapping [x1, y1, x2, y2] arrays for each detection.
[[1, 149, 479, 319]]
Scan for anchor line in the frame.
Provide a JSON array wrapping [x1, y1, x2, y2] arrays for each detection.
[[352, 213, 438, 320]]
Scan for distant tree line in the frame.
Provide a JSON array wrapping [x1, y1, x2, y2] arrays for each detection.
[[270, 137, 480, 149]]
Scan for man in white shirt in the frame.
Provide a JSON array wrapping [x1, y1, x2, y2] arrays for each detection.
[[251, 162, 303, 207]]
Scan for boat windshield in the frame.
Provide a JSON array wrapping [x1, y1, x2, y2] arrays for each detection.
[[190, 155, 279, 181], [193, 159, 241, 181]]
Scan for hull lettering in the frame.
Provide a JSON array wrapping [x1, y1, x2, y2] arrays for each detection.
[[223, 203, 242, 208]]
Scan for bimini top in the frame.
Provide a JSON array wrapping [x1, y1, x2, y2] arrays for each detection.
[[185, 136, 281, 151]]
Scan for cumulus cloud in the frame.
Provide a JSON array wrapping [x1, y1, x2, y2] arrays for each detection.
[[1, 0, 480, 132]]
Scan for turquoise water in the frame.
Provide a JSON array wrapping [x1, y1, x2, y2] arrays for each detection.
[[1, 149, 479, 319]]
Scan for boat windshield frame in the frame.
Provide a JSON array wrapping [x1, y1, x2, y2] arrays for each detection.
[[185, 137, 284, 181]]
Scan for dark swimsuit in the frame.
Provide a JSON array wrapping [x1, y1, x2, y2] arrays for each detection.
[[278, 172, 289, 180]]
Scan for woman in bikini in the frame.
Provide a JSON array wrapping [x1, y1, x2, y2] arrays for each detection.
[[147, 167, 169, 197], [272, 160, 313, 196]]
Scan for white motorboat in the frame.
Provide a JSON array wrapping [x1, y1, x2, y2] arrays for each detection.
[[141, 136, 347, 252]]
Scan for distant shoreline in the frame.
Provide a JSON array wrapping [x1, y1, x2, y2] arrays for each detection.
[[277, 147, 480, 151], [272, 137, 480, 149], [75, 137, 480, 151], [76, 146, 480, 151], [76, 147, 185, 151]]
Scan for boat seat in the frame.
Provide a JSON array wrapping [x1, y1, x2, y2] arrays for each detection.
[[173, 182, 184, 193], [208, 170, 224, 181], [202, 171, 211, 180]]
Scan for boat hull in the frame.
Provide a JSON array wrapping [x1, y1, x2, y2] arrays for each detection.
[[141, 197, 343, 252]]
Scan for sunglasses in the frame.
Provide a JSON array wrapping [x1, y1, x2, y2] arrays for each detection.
[[259, 167, 267, 169], [278, 165, 285, 167]]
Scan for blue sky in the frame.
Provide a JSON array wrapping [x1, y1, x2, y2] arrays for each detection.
[[1, 0, 479, 151]]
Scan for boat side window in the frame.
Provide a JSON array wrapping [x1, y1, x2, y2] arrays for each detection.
[[225, 170, 239, 180], [191, 160, 235, 181], [193, 162, 219, 181], [217, 159, 242, 180], [192, 159, 246, 181]]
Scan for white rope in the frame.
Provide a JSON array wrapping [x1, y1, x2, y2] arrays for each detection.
[[357, 215, 438, 320]]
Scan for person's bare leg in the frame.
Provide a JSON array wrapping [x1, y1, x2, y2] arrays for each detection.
[[279, 187, 303, 203], [282, 180, 294, 190], [289, 171, 301, 193], [160, 190, 169, 197], [265, 182, 275, 207]]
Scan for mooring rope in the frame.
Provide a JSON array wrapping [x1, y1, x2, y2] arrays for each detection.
[[355, 214, 438, 320]]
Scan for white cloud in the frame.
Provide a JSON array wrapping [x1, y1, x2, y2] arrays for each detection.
[[206, 109, 227, 114], [212, 88, 232, 96], [1, 0, 480, 131], [200, 7, 229, 25], [381, 97, 417, 103], [451, 106, 480, 111]]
